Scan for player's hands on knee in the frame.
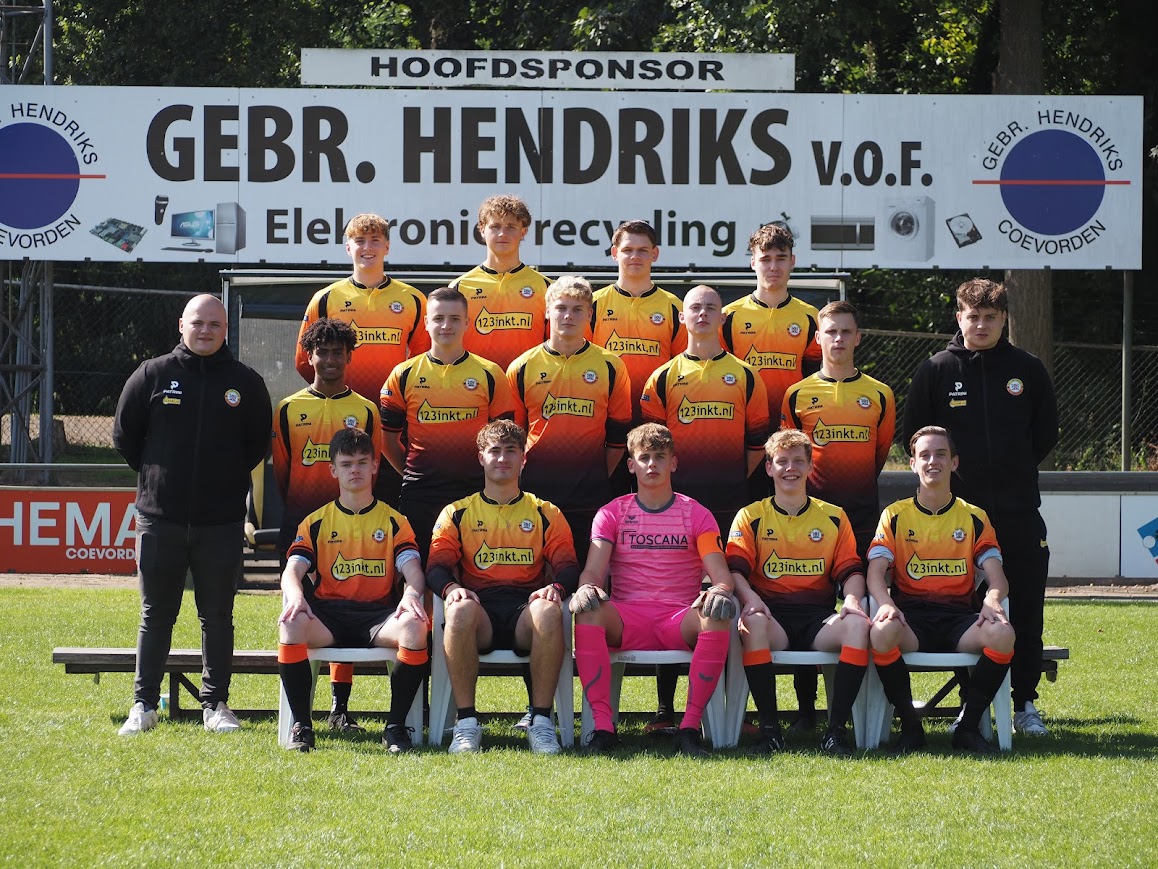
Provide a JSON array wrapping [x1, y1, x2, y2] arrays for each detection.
[[569, 584, 609, 614], [279, 595, 314, 625], [694, 584, 736, 621]]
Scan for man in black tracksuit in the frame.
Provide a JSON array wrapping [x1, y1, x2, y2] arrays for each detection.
[[902, 278, 1058, 736], [113, 294, 272, 736]]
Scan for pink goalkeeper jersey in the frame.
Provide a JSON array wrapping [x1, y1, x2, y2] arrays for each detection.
[[592, 493, 723, 606]]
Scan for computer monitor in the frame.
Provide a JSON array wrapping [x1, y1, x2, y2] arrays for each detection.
[[170, 210, 215, 247]]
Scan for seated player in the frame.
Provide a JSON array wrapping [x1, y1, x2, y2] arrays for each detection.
[[867, 425, 1016, 754], [572, 423, 736, 758], [728, 430, 871, 757], [426, 420, 579, 755], [276, 428, 428, 754]]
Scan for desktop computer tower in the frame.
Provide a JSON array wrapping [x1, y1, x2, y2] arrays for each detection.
[[215, 202, 246, 254]]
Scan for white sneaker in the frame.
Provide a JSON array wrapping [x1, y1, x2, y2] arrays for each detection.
[[448, 716, 483, 753], [118, 702, 158, 736], [1014, 701, 1048, 735], [202, 701, 241, 733], [527, 714, 561, 755]]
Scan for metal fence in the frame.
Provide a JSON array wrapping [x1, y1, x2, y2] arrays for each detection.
[[3, 283, 1157, 474]]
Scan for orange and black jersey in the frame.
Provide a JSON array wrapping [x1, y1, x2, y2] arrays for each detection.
[[870, 495, 1002, 608], [451, 264, 551, 371], [782, 370, 896, 535], [722, 293, 821, 420], [380, 351, 515, 502], [287, 498, 418, 609], [295, 277, 429, 402], [641, 351, 770, 514], [727, 496, 862, 607], [425, 491, 580, 596], [588, 283, 687, 423], [272, 386, 385, 535], [507, 341, 632, 510]]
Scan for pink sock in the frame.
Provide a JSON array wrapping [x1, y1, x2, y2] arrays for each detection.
[[682, 629, 730, 731], [575, 624, 614, 732]]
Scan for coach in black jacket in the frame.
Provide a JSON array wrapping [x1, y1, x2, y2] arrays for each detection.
[[113, 294, 272, 736], [903, 278, 1058, 736]]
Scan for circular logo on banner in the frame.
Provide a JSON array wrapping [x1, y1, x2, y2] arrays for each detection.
[[0, 123, 85, 230], [224, 389, 241, 407], [1001, 129, 1105, 235]]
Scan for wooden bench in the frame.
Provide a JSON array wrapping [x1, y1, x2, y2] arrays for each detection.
[[51, 647, 400, 719]]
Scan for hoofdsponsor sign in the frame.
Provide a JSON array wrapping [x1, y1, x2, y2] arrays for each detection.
[[0, 487, 137, 574], [0, 86, 1141, 270]]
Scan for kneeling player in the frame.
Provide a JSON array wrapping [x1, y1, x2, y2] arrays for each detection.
[[277, 428, 428, 753], [867, 425, 1016, 754], [426, 420, 579, 755], [728, 430, 871, 756], [572, 423, 735, 757]]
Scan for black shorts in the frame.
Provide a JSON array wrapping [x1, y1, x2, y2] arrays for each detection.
[[309, 598, 395, 648], [767, 601, 835, 650], [477, 587, 532, 656], [896, 598, 977, 653]]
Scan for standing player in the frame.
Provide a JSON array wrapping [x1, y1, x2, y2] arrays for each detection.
[[277, 428, 428, 754], [294, 212, 429, 507], [272, 317, 385, 731], [728, 430, 871, 756], [867, 426, 1016, 754], [426, 420, 580, 754], [779, 301, 894, 730], [380, 287, 516, 562], [902, 279, 1057, 735], [572, 423, 736, 757], [451, 195, 550, 371], [642, 284, 770, 533], [723, 222, 822, 428], [508, 274, 633, 566], [589, 219, 687, 427]]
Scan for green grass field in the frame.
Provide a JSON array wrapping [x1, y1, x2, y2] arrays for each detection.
[[2, 588, 1156, 867]]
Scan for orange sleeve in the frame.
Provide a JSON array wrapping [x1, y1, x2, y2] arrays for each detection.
[[876, 388, 897, 473], [506, 361, 529, 430], [489, 365, 518, 420], [606, 357, 633, 446], [426, 503, 463, 575], [802, 314, 823, 369], [640, 368, 666, 423], [696, 529, 724, 559], [725, 510, 757, 577], [831, 511, 864, 583], [294, 293, 322, 384], [408, 292, 432, 356], [746, 372, 771, 450]]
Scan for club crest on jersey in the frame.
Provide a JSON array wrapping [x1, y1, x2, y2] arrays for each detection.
[[373, 528, 386, 542], [953, 528, 966, 542], [344, 415, 358, 428], [224, 389, 241, 407], [723, 373, 737, 385], [390, 301, 404, 313], [520, 286, 534, 298], [857, 396, 872, 409], [584, 370, 598, 384], [650, 312, 665, 325], [809, 528, 824, 542], [787, 323, 802, 337], [520, 519, 535, 532], [1007, 378, 1024, 396], [464, 378, 479, 391]]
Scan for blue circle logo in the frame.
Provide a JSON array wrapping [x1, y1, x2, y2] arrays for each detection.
[[999, 129, 1104, 236], [0, 123, 85, 230]]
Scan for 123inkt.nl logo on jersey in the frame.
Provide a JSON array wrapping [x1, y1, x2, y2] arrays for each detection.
[[0, 101, 104, 251], [975, 105, 1131, 260]]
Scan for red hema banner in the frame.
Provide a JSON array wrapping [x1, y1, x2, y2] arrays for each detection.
[[0, 487, 137, 574]]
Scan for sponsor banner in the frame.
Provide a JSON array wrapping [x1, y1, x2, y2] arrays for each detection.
[[0, 86, 1142, 269], [300, 49, 795, 91], [0, 487, 137, 574]]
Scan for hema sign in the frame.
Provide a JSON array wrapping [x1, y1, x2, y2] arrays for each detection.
[[0, 487, 137, 574], [0, 87, 1141, 270]]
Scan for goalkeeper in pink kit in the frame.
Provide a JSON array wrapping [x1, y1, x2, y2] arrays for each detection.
[[572, 422, 736, 757]]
